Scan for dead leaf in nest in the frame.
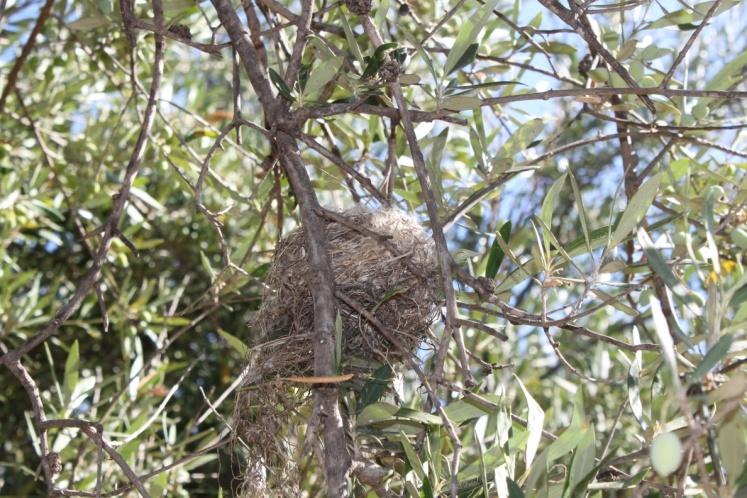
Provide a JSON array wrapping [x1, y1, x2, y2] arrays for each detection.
[[285, 374, 354, 384]]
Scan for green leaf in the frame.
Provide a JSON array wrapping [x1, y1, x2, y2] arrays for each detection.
[[443, 0, 499, 75], [704, 185, 722, 273], [485, 221, 512, 279], [475, 430, 490, 498], [546, 427, 584, 464], [637, 228, 689, 298], [395, 407, 442, 426], [516, 375, 544, 475], [63, 340, 80, 404], [706, 48, 747, 91], [400, 432, 426, 481], [68, 15, 110, 30], [566, 425, 595, 496], [358, 403, 442, 427], [339, 9, 364, 63], [608, 173, 661, 249], [508, 478, 525, 498], [357, 364, 393, 411], [426, 128, 448, 208], [447, 42, 479, 75], [689, 334, 734, 383], [131, 187, 165, 212], [650, 295, 681, 388], [628, 329, 646, 429], [540, 173, 567, 253], [269, 68, 294, 102], [453, 80, 524, 91], [568, 170, 592, 256], [358, 401, 398, 425], [496, 214, 680, 293], [217, 329, 248, 357], [444, 394, 500, 423], [493, 118, 544, 167], [442, 96, 482, 111], [303, 56, 343, 101], [199, 251, 216, 282], [718, 412, 747, 484]]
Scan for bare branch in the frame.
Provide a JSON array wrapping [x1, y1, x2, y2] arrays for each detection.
[[42, 419, 151, 498], [661, 0, 724, 87]]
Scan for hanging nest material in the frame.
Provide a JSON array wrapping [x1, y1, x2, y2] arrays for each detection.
[[233, 207, 441, 495]]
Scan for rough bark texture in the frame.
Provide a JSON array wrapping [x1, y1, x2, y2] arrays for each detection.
[[210, 1, 351, 494]]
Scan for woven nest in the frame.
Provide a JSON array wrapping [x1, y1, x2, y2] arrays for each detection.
[[233, 207, 441, 494], [253, 206, 440, 375]]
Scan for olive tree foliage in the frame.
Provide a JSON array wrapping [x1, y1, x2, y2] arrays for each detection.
[[2, 0, 747, 496]]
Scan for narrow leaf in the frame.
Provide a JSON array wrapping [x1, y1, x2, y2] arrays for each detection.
[[608, 173, 661, 249], [447, 42, 479, 75], [269, 68, 294, 101], [689, 334, 734, 383], [650, 295, 681, 388], [540, 173, 567, 228], [303, 56, 342, 101], [568, 170, 593, 257], [400, 432, 426, 481], [357, 364, 393, 411], [442, 96, 482, 111], [486, 221, 512, 279], [443, 0, 499, 75], [516, 375, 544, 475], [218, 330, 248, 357], [63, 340, 80, 403]]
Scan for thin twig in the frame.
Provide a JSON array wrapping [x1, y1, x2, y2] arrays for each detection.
[[0, 0, 55, 113], [660, 0, 724, 87]]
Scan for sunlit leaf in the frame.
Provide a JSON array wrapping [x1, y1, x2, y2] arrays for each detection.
[[608, 173, 661, 249]]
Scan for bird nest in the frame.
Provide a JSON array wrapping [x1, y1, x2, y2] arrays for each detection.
[[252, 206, 440, 375], [232, 207, 441, 494]]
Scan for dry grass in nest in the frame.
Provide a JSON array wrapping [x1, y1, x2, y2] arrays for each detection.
[[253, 206, 440, 375], [233, 207, 441, 494]]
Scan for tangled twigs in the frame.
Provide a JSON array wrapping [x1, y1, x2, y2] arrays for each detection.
[[0, 1, 164, 367], [1, 4, 165, 495], [43, 419, 151, 498]]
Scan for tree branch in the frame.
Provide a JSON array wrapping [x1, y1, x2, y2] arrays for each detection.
[[0, 0, 55, 113], [210, 1, 351, 494], [0, 0, 165, 364], [42, 419, 151, 498]]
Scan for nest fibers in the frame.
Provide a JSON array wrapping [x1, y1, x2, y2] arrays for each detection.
[[253, 206, 440, 374], [233, 207, 440, 495]]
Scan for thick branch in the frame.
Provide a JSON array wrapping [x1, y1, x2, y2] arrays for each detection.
[[275, 133, 351, 496], [537, 0, 655, 112], [210, 1, 351, 494]]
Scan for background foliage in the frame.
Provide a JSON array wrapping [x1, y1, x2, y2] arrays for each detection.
[[2, 0, 747, 496]]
